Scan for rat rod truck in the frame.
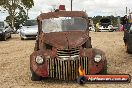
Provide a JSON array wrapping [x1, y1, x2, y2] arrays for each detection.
[[30, 11, 107, 83]]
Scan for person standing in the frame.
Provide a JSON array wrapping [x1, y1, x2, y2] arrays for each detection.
[[95, 22, 99, 32], [122, 15, 128, 31]]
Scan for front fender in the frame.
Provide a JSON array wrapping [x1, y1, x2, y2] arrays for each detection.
[[80, 48, 107, 74], [30, 50, 48, 77], [89, 48, 107, 74]]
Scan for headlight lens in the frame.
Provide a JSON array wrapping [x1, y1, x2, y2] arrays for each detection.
[[94, 54, 102, 62], [35, 56, 44, 64]]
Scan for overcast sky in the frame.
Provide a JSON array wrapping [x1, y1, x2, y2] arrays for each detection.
[[0, 0, 132, 20]]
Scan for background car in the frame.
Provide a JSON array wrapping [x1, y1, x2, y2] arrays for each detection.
[[0, 21, 12, 41], [98, 18, 114, 32], [20, 20, 38, 40]]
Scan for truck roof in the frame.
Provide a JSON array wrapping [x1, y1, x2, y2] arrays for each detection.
[[37, 11, 88, 20]]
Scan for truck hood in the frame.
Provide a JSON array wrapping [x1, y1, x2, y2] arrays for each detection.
[[43, 31, 89, 49]]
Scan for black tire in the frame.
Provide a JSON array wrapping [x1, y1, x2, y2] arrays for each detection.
[[2, 34, 6, 41], [9, 34, 11, 38], [99, 62, 107, 74], [77, 76, 86, 85], [21, 37, 24, 40], [31, 70, 42, 81]]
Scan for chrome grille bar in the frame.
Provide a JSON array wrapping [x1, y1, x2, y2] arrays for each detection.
[[57, 49, 80, 57], [47, 57, 88, 80]]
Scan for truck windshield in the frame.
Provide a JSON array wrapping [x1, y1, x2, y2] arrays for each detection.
[[0, 22, 4, 28], [42, 17, 87, 33], [23, 20, 37, 26]]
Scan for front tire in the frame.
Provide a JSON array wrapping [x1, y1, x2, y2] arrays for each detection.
[[99, 61, 107, 74], [31, 69, 42, 81], [77, 76, 86, 85]]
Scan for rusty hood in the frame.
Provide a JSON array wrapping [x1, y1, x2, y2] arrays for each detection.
[[42, 31, 89, 49]]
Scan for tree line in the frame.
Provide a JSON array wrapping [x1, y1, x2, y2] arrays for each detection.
[[91, 15, 118, 26]]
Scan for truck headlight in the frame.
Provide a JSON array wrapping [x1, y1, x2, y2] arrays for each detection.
[[35, 56, 44, 64], [94, 54, 102, 62]]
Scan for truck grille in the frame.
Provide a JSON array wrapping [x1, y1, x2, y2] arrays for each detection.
[[47, 57, 89, 80], [57, 49, 80, 57]]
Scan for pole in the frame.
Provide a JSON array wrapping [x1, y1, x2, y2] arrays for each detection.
[[129, 9, 131, 20], [71, 0, 72, 11], [117, 16, 121, 31], [126, 7, 127, 15]]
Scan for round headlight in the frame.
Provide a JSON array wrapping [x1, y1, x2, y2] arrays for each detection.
[[94, 54, 102, 62], [35, 56, 44, 64]]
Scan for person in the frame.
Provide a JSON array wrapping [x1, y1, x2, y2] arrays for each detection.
[[95, 22, 99, 32], [122, 15, 128, 31]]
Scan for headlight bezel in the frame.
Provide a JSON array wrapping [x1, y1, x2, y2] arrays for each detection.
[[35, 56, 44, 65], [94, 54, 102, 62]]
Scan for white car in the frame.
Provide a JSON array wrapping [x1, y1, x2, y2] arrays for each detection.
[[98, 18, 114, 32], [99, 25, 114, 32], [20, 20, 38, 40]]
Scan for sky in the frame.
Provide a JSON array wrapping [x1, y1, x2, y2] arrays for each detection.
[[0, 0, 132, 20]]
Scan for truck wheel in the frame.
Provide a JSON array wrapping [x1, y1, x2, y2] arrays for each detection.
[[31, 70, 42, 81], [99, 63, 107, 74], [77, 76, 86, 84]]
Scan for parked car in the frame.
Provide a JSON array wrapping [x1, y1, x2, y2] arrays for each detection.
[[0, 21, 12, 41], [30, 11, 107, 82], [98, 18, 114, 32], [20, 20, 38, 40]]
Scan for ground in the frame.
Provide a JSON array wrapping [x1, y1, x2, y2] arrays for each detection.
[[0, 32, 132, 88]]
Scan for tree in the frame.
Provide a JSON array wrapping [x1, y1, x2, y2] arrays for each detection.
[[0, 0, 34, 30], [92, 16, 102, 24], [92, 15, 118, 26], [6, 5, 28, 31]]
